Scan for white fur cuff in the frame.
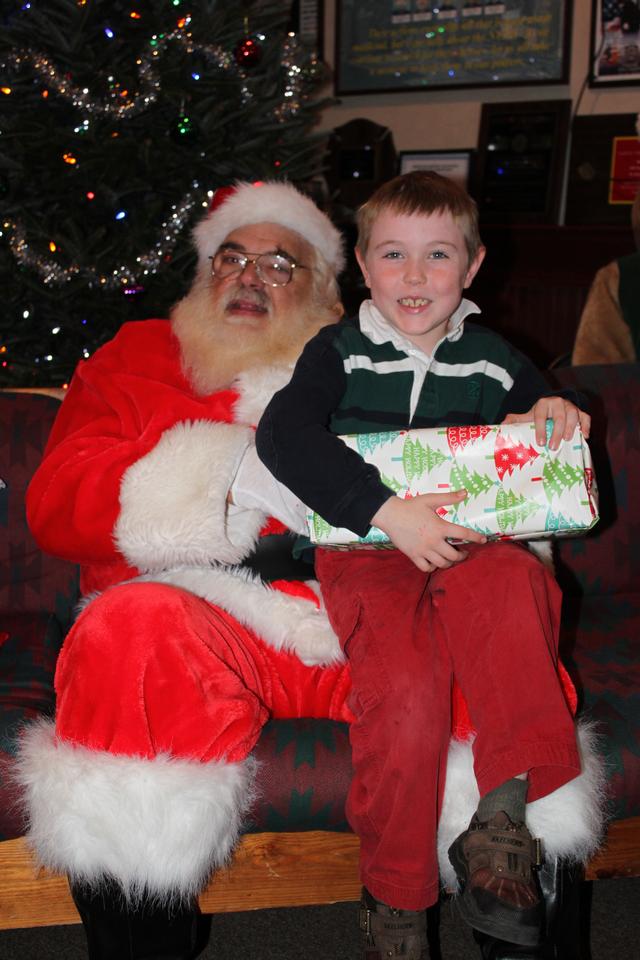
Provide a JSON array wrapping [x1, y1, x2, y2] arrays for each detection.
[[437, 719, 607, 889], [16, 720, 257, 904], [115, 419, 265, 571]]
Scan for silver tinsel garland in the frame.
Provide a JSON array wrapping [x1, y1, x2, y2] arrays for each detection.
[[3, 22, 317, 121], [4, 191, 202, 289], [1, 20, 323, 288]]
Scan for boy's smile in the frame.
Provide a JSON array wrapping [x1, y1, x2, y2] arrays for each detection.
[[356, 209, 485, 355]]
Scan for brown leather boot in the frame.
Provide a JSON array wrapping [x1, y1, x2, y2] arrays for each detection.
[[448, 810, 544, 948], [359, 887, 428, 959]]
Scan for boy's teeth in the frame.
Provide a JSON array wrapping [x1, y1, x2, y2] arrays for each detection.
[[399, 297, 428, 307]]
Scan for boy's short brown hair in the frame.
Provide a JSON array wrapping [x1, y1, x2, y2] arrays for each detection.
[[356, 170, 483, 264]]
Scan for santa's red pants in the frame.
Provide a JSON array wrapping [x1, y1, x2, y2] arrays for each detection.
[[315, 542, 581, 911], [54, 582, 353, 762]]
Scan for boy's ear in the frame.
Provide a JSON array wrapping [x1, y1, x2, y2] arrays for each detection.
[[463, 245, 486, 289], [355, 246, 370, 288]]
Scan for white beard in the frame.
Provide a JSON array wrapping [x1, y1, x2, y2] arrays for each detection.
[[171, 273, 337, 395]]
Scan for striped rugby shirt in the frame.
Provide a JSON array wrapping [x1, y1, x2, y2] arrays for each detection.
[[256, 298, 572, 537]]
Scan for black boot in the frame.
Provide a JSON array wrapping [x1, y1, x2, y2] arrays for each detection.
[[472, 859, 586, 960], [70, 878, 204, 960]]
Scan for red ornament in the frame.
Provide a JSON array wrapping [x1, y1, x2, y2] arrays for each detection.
[[234, 37, 262, 67]]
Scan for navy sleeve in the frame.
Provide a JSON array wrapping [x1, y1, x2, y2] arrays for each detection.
[[255, 325, 394, 537], [496, 348, 587, 420]]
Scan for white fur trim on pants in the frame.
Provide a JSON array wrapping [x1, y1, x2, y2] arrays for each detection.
[[438, 718, 607, 890], [16, 719, 257, 904]]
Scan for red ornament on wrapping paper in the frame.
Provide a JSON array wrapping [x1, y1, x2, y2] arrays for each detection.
[[234, 37, 263, 67]]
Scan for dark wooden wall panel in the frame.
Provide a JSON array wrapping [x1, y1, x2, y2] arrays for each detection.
[[470, 224, 635, 367]]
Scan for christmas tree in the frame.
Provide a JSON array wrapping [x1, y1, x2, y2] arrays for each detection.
[[0, 0, 329, 387]]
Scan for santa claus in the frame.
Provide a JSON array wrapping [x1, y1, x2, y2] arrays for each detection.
[[18, 182, 604, 960]]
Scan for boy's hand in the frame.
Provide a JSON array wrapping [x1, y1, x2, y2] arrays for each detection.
[[503, 396, 591, 451], [371, 490, 487, 572]]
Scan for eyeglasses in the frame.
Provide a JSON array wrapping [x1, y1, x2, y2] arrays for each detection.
[[209, 248, 307, 287]]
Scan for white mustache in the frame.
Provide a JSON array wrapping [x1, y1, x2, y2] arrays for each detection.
[[222, 283, 270, 311]]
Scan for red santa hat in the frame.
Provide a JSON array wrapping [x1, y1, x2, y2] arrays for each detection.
[[192, 180, 345, 275]]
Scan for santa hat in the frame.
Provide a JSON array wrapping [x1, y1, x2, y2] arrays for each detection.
[[192, 180, 345, 275]]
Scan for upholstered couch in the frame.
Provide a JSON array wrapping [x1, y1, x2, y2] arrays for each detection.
[[1, 365, 639, 950]]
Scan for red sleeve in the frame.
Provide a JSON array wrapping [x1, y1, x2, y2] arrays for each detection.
[[26, 320, 234, 564]]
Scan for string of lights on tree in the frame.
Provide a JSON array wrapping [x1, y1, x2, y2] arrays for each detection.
[[0, 1, 328, 385]]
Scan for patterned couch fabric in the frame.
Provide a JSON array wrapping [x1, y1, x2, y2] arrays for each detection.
[[0, 612, 63, 838], [552, 364, 640, 820], [0, 393, 79, 840], [0, 394, 79, 632], [249, 719, 352, 832]]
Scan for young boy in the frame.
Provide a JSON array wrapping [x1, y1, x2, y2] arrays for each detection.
[[255, 172, 591, 958]]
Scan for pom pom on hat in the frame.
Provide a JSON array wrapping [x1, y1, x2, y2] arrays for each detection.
[[192, 180, 345, 275]]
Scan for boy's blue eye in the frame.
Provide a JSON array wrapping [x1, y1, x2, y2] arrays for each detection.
[[382, 250, 403, 259], [430, 250, 448, 259]]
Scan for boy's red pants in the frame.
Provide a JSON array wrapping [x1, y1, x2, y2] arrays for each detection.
[[315, 542, 582, 911]]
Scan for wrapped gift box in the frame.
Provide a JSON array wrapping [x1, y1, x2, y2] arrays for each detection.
[[307, 421, 599, 548]]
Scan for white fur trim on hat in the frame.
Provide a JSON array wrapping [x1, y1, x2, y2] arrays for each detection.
[[192, 180, 345, 274]]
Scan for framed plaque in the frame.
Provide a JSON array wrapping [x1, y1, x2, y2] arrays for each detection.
[[474, 100, 571, 224], [335, 0, 571, 95], [398, 150, 473, 188], [609, 136, 640, 204], [296, 0, 324, 54]]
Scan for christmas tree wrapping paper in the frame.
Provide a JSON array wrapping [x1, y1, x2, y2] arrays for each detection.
[[307, 421, 599, 548]]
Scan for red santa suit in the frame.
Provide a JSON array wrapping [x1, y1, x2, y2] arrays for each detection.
[[17, 185, 604, 908]]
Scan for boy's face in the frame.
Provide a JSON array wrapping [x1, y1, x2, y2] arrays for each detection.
[[355, 208, 485, 354]]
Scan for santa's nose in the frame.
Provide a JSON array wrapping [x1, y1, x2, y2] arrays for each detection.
[[238, 258, 263, 288]]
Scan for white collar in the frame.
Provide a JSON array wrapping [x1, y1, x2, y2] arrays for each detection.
[[359, 297, 481, 358]]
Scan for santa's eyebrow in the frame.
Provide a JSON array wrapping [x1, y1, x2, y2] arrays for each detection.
[[219, 241, 246, 252]]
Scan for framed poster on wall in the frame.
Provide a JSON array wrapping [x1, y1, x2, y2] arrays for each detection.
[[590, 0, 640, 86], [335, 0, 571, 95]]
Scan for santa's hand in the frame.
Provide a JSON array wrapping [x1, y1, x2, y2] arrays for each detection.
[[283, 606, 344, 667]]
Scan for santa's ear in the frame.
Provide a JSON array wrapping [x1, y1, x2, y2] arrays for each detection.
[[332, 301, 345, 319]]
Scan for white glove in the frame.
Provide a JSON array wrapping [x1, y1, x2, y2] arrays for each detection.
[[229, 442, 309, 535]]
